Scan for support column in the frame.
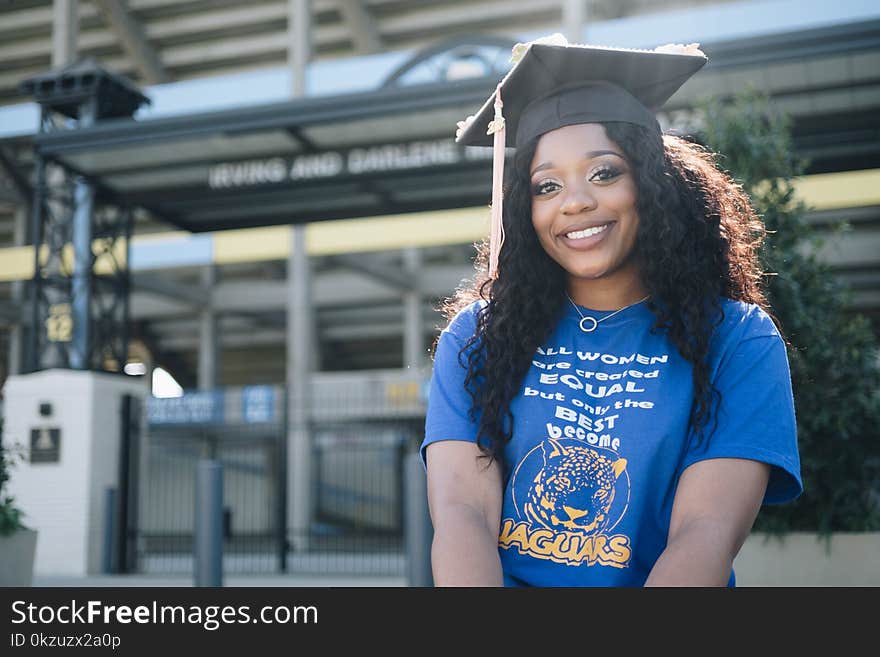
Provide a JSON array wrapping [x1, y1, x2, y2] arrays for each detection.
[[69, 99, 96, 370], [52, 0, 78, 68], [288, 0, 310, 97], [8, 205, 28, 376], [562, 0, 588, 44], [287, 225, 312, 552], [198, 266, 218, 390], [285, 0, 313, 555], [403, 247, 425, 370]]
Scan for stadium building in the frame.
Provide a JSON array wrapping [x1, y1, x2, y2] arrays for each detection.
[[0, 0, 877, 578]]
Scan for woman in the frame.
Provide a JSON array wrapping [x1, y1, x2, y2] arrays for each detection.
[[421, 36, 802, 586]]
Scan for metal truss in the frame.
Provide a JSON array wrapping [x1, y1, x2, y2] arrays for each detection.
[[22, 62, 147, 374], [27, 142, 133, 373]]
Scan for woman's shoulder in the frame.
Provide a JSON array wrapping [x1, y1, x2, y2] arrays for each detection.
[[713, 297, 783, 345], [440, 299, 486, 344]]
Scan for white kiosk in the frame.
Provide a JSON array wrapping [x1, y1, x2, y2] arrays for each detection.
[[3, 369, 146, 577]]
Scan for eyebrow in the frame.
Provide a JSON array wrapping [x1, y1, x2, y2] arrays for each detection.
[[530, 150, 626, 177]]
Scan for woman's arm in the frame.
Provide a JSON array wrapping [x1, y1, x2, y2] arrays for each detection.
[[426, 440, 504, 586], [645, 457, 770, 586]]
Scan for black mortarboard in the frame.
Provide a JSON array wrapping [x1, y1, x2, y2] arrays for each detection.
[[454, 34, 707, 276]]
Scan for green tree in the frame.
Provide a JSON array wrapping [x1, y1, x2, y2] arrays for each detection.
[[698, 90, 880, 534]]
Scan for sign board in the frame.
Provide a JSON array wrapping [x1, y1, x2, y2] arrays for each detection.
[[146, 391, 224, 426], [242, 385, 276, 424], [208, 138, 494, 190], [146, 386, 281, 426], [30, 427, 61, 463]]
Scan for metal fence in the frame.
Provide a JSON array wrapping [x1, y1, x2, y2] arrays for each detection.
[[136, 377, 426, 577], [139, 423, 285, 575], [293, 421, 417, 576]]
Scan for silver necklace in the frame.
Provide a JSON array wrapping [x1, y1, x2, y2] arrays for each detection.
[[566, 294, 650, 333]]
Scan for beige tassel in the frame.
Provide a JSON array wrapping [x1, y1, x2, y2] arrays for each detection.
[[487, 84, 506, 279]]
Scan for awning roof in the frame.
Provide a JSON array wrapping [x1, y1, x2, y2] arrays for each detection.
[[31, 75, 502, 232]]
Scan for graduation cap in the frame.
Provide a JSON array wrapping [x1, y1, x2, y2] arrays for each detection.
[[456, 34, 707, 277]]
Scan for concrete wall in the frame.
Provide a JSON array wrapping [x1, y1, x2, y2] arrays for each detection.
[[734, 532, 880, 586], [3, 369, 146, 576]]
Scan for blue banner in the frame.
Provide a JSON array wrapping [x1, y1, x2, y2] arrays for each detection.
[[147, 391, 225, 426], [242, 385, 276, 424]]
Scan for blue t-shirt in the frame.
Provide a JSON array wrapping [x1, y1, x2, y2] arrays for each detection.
[[421, 297, 802, 587]]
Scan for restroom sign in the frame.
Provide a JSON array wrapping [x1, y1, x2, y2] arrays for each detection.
[[30, 427, 61, 463]]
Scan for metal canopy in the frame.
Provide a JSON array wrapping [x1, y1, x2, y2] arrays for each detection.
[[30, 75, 502, 232]]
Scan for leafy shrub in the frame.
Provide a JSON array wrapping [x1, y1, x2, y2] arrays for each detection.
[[699, 90, 880, 534], [0, 418, 26, 536]]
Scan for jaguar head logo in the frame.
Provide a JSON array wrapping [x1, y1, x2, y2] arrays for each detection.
[[524, 438, 627, 536]]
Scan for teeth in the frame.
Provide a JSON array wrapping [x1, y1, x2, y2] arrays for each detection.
[[565, 224, 610, 240]]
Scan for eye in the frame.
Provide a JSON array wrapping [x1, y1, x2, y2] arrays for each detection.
[[532, 179, 561, 196], [589, 165, 623, 183]]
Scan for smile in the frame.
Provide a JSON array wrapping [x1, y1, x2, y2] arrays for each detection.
[[565, 223, 611, 240]]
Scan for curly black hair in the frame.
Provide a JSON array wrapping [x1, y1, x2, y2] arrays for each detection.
[[440, 121, 780, 466]]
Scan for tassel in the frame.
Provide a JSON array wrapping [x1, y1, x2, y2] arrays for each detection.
[[487, 83, 506, 279]]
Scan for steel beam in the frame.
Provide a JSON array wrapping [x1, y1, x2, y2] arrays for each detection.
[[326, 253, 417, 292], [339, 0, 381, 54], [0, 299, 21, 324], [132, 273, 209, 310], [0, 147, 32, 203], [93, 0, 170, 84], [130, 263, 473, 319]]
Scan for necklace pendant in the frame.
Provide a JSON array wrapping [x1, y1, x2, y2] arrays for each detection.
[[578, 316, 599, 333]]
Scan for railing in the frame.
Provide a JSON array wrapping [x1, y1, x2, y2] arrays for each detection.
[[137, 376, 428, 577]]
